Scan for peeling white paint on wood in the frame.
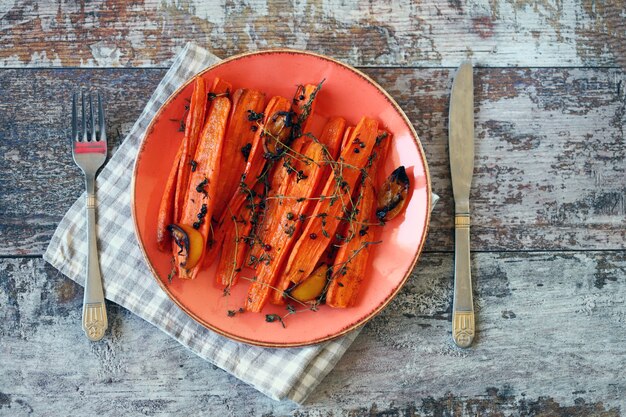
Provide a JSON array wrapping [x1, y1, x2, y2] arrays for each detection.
[[0, 0, 623, 68]]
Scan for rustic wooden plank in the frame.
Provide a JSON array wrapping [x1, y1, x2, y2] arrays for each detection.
[[0, 68, 166, 255], [1, 253, 624, 415], [0, 0, 624, 68], [1, 67, 624, 255]]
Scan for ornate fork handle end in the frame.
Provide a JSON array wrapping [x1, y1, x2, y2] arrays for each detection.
[[82, 302, 108, 341]]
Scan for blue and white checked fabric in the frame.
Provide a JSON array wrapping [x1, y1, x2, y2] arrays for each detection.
[[44, 43, 362, 403]]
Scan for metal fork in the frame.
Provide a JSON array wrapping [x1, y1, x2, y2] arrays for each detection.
[[71, 92, 108, 341]]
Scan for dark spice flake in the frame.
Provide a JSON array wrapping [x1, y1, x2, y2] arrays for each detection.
[[241, 143, 252, 161], [247, 110, 264, 121], [196, 177, 209, 197]]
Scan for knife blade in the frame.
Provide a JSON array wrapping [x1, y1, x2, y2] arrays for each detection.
[[449, 61, 475, 348]]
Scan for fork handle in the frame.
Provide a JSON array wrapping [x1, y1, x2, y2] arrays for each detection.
[[82, 179, 108, 341], [452, 214, 474, 348]]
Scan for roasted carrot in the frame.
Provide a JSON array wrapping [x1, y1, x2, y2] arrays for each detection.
[[340, 126, 354, 150], [215, 183, 264, 287], [244, 135, 307, 265], [246, 84, 325, 263], [252, 116, 346, 267], [203, 96, 293, 269], [215, 95, 300, 271], [174, 95, 232, 279], [280, 117, 379, 286], [211, 78, 232, 95], [245, 117, 346, 312], [292, 83, 322, 137], [312, 122, 351, 263], [310, 124, 349, 202], [326, 130, 391, 307], [267, 117, 346, 305], [212, 88, 266, 220], [173, 77, 208, 222], [156, 143, 183, 251]]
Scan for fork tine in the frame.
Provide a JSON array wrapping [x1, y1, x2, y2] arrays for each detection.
[[90, 93, 97, 142], [72, 92, 78, 142], [98, 92, 106, 142], [81, 92, 88, 142]]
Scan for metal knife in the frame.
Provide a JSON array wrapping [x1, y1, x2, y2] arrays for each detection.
[[449, 61, 475, 348]]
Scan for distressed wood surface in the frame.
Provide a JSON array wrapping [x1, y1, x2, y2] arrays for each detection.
[[1, 254, 625, 416], [2, 1, 626, 415], [1, 67, 624, 255], [0, 0, 625, 69]]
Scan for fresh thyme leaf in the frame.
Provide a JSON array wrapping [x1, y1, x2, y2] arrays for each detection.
[[375, 131, 389, 146], [265, 314, 286, 328], [247, 110, 264, 121]]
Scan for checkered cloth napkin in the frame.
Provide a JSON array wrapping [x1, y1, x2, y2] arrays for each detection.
[[45, 42, 436, 403]]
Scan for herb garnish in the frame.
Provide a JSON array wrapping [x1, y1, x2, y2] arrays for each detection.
[[241, 143, 252, 162], [265, 314, 286, 328], [247, 110, 264, 121], [208, 90, 230, 101], [196, 177, 208, 197]]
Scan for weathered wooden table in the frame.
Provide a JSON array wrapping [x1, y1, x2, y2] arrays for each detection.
[[1, 1, 625, 415]]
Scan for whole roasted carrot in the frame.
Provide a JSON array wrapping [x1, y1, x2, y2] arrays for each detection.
[[245, 117, 346, 312], [174, 95, 232, 279], [203, 96, 293, 269], [281, 117, 379, 286], [212, 89, 266, 221], [156, 143, 183, 251], [173, 77, 208, 222], [326, 130, 391, 307]]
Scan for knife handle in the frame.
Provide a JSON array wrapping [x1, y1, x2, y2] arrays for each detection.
[[452, 213, 475, 348]]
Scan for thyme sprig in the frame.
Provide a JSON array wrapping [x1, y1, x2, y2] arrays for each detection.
[[224, 205, 240, 292]]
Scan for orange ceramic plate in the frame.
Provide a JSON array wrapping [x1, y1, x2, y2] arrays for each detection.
[[132, 50, 431, 347]]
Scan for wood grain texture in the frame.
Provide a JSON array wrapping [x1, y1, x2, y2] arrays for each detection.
[[0, 68, 166, 255], [1, 254, 624, 416], [1, 67, 624, 255], [0, 0, 624, 68], [2, 1, 624, 414]]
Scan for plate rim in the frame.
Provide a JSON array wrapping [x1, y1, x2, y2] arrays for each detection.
[[131, 48, 432, 347]]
